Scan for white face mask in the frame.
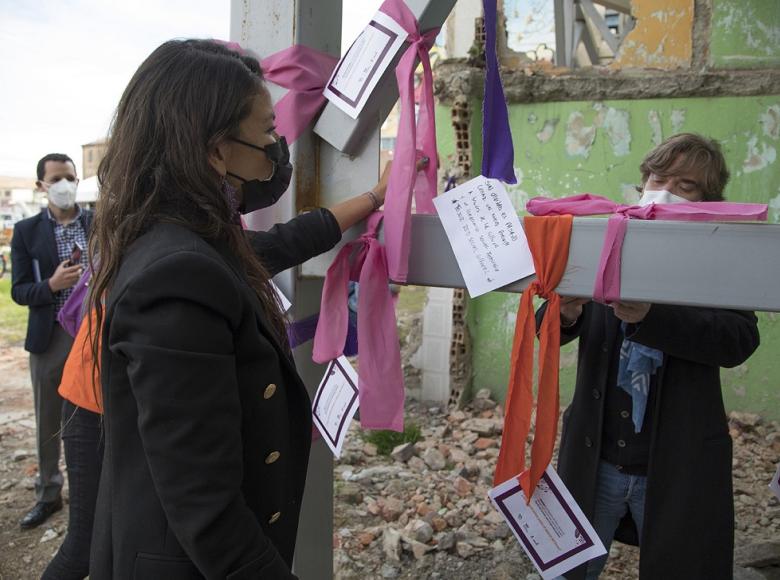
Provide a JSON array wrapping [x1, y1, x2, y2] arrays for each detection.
[[46, 179, 78, 210], [637, 188, 688, 206]]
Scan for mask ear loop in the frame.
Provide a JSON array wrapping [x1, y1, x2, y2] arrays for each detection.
[[227, 137, 279, 182], [225, 171, 246, 183]]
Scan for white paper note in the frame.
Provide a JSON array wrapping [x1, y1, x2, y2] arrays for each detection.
[[489, 466, 607, 580], [312, 356, 360, 458], [770, 463, 780, 501], [433, 176, 535, 297], [271, 281, 292, 313], [323, 10, 407, 119]]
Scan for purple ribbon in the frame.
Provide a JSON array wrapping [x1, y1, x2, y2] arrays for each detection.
[[481, 0, 516, 184], [287, 313, 358, 356]]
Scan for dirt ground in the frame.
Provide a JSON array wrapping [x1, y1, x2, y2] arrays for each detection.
[[0, 345, 69, 579], [0, 331, 778, 578]]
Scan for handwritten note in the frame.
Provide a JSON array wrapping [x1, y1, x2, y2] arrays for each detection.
[[433, 176, 534, 297], [489, 466, 606, 579], [312, 356, 360, 458], [323, 11, 407, 119]]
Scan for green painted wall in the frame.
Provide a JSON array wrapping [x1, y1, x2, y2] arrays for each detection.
[[710, 0, 780, 69], [435, 95, 780, 419], [435, 104, 456, 161]]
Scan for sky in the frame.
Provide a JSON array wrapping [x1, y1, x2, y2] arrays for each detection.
[[0, 0, 383, 180]]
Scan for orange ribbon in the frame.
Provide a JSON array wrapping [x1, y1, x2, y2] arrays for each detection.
[[494, 215, 573, 500]]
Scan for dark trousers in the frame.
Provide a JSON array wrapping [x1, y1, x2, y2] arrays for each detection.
[[42, 401, 103, 580], [29, 324, 73, 502]]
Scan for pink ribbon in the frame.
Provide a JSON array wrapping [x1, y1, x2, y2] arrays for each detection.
[[379, 0, 440, 283], [261, 45, 339, 145], [313, 212, 404, 432], [215, 40, 337, 145], [527, 194, 768, 303]]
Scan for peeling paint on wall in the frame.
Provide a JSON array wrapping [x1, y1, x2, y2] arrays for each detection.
[[612, 0, 694, 70], [743, 135, 777, 173], [565, 111, 597, 158], [602, 108, 632, 156], [648, 110, 663, 145], [711, 0, 780, 68], [761, 105, 780, 140], [671, 109, 687, 133], [536, 119, 558, 143]]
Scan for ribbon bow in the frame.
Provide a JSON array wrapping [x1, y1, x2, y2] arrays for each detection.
[[494, 216, 573, 500], [313, 212, 404, 432], [379, 0, 440, 283], [261, 45, 339, 145], [214, 40, 337, 145], [527, 194, 768, 303]]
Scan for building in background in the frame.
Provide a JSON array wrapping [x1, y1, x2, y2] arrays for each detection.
[[82, 139, 108, 179]]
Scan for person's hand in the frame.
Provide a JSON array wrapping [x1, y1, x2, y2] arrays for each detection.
[[560, 297, 590, 326], [611, 301, 651, 324], [371, 157, 430, 205], [48, 260, 82, 292]]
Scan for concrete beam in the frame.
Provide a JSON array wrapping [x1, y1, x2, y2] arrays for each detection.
[[307, 215, 780, 312], [432, 60, 780, 105]]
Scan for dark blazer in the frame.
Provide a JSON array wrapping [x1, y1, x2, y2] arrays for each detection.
[[11, 208, 93, 353], [539, 302, 759, 579], [90, 210, 341, 580]]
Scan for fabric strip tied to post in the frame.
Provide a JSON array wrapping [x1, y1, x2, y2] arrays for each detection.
[[313, 212, 404, 432], [527, 194, 768, 303], [260, 45, 339, 145], [481, 0, 516, 184], [217, 40, 338, 145], [379, 0, 440, 283], [494, 215, 573, 500]]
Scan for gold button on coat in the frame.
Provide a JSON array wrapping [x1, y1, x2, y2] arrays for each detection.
[[269, 511, 281, 524], [265, 451, 281, 464], [264, 383, 277, 399]]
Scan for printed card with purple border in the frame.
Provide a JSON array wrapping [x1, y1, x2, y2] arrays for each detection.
[[312, 356, 359, 458], [489, 466, 606, 579], [770, 463, 780, 501], [271, 281, 292, 313], [323, 10, 406, 119]]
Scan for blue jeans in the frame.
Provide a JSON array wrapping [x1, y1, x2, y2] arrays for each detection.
[[582, 460, 647, 579]]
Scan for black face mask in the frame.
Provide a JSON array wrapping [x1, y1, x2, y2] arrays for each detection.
[[226, 136, 293, 213]]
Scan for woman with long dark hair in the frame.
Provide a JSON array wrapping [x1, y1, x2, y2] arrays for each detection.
[[84, 39, 402, 579]]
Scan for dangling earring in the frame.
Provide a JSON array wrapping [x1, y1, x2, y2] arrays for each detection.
[[221, 175, 241, 225]]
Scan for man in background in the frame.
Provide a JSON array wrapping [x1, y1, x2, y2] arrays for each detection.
[[11, 153, 92, 529]]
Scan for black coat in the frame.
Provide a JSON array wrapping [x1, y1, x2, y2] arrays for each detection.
[[541, 302, 759, 579], [10, 208, 93, 353], [90, 210, 340, 580]]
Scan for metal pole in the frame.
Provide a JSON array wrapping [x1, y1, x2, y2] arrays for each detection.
[[231, 2, 356, 577]]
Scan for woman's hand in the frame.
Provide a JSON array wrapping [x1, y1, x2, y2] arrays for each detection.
[[371, 156, 430, 205], [329, 157, 431, 233]]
